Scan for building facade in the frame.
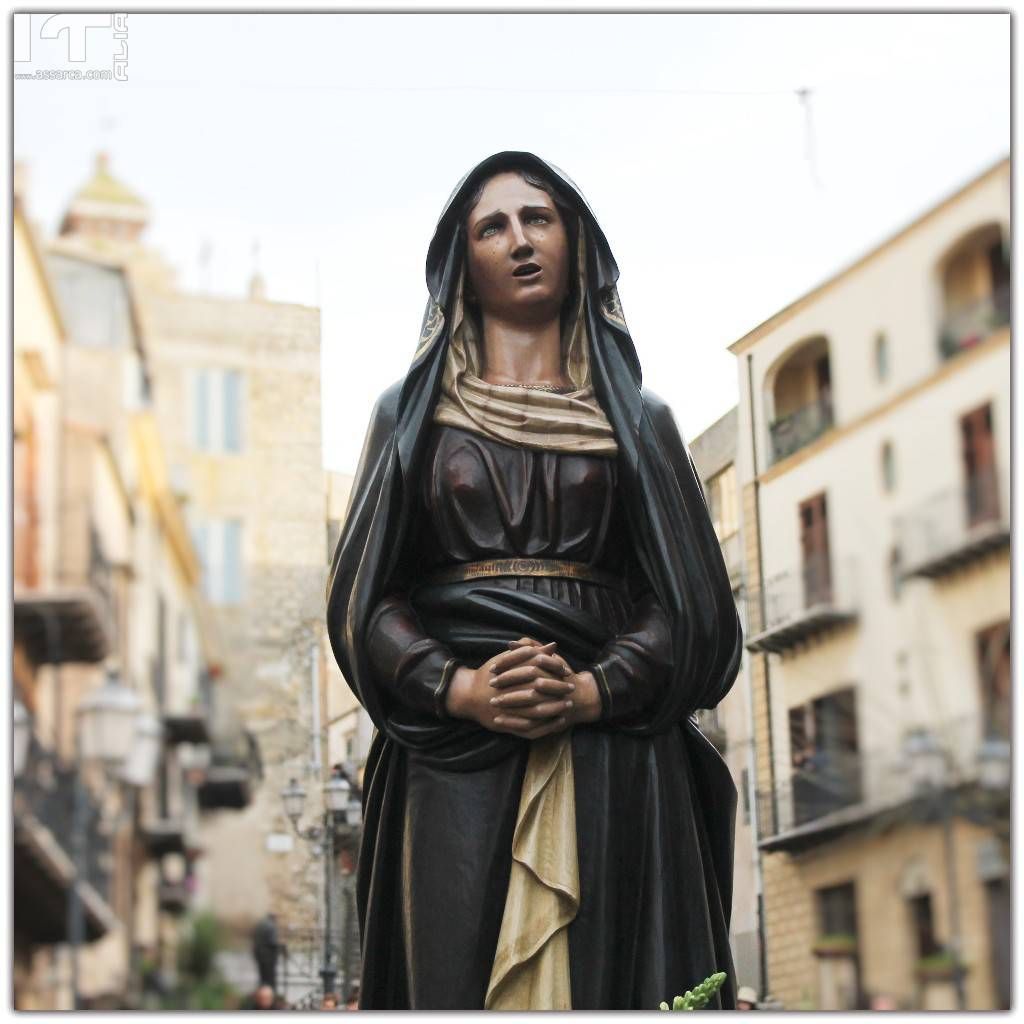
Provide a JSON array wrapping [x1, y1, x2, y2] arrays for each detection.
[[14, 169, 223, 1009], [730, 156, 1010, 1010], [689, 407, 764, 1002]]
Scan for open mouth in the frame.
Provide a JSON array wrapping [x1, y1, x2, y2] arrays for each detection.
[[512, 262, 542, 278]]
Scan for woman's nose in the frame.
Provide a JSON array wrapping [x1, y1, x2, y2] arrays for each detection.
[[509, 217, 532, 256]]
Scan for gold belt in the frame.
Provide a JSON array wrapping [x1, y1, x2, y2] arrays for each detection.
[[421, 557, 624, 592]]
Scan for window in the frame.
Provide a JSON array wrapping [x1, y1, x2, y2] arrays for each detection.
[[888, 546, 903, 601], [707, 465, 739, 540], [191, 368, 245, 453], [789, 687, 861, 823], [817, 881, 858, 939], [799, 492, 832, 606], [874, 332, 889, 382], [192, 518, 245, 604], [740, 766, 751, 826], [880, 442, 896, 493], [908, 893, 940, 959], [960, 402, 998, 526], [975, 620, 1010, 740]]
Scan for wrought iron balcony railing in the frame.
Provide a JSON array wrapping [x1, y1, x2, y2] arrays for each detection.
[[895, 466, 1009, 580], [14, 741, 112, 900], [754, 712, 1008, 853], [745, 554, 859, 654], [938, 284, 1011, 360], [769, 391, 834, 465]]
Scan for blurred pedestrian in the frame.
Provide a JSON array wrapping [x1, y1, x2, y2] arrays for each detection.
[[345, 983, 360, 1010], [320, 992, 339, 1010], [252, 913, 280, 990], [736, 985, 759, 1010]]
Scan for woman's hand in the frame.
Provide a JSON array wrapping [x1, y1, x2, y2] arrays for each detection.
[[446, 641, 575, 739], [488, 636, 603, 733]]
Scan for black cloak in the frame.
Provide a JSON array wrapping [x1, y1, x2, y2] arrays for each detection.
[[326, 151, 744, 1009]]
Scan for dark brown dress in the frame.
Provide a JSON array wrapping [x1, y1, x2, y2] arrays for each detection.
[[358, 423, 735, 1009]]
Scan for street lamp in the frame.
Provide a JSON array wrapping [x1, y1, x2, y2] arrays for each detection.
[[68, 665, 154, 1009], [13, 699, 31, 778], [903, 728, 966, 1011], [279, 775, 350, 1001], [76, 666, 143, 769], [324, 774, 350, 815], [281, 778, 307, 824]]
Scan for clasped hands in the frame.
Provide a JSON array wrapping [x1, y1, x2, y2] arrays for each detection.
[[445, 637, 602, 739]]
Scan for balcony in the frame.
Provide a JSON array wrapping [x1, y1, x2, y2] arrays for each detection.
[[769, 391, 834, 465], [162, 709, 210, 746], [938, 284, 1010, 360], [745, 555, 859, 654], [755, 714, 1007, 854], [896, 468, 1009, 581], [142, 818, 188, 859], [13, 588, 109, 667], [13, 742, 117, 944], [197, 729, 262, 811]]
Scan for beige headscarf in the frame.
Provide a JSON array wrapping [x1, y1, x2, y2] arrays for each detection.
[[432, 221, 619, 458]]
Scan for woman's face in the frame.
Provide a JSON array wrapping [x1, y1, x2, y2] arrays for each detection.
[[464, 171, 571, 324]]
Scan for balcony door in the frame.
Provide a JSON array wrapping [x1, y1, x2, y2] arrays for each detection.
[[800, 492, 832, 607], [960, 403, 999, 527]]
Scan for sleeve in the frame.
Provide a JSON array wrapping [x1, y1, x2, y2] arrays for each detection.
[[590, 543, 675, 726], [364, 592, 462, 721]]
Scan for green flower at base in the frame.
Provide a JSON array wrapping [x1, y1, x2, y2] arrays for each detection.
[[659, 972, 728, 1010]]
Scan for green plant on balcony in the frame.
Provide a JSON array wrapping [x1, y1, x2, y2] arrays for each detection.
[[812, 932, 858, 957], [659, 971, 727, 1010], [914, 949, 961, 982]]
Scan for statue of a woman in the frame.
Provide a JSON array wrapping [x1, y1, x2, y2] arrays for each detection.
[[326, 152, 743, 1010]]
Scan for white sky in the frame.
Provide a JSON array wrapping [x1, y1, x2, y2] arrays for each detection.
[[13, 11, 1010, 473]]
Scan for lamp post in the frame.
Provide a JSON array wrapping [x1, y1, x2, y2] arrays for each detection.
[[904, 729, 966, 1011], [281, 773, 351, 1001], [68, 665, 160, 1010]]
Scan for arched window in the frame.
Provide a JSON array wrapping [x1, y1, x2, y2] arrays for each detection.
[[881, 441, 896, 493]]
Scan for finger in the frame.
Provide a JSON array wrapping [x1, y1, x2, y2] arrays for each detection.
[[508, 636, 543, 648], [489, 642, 555, 675], [532, 677, 575, 697], [530, 654, 570, 677], [489, 688, 543, 709], [511, 699, 574, 721], [490, 664, 543, 689]]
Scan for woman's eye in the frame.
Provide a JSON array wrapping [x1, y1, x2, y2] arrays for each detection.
[[528, 214, 549, 225], [480, 224, 499, 238]]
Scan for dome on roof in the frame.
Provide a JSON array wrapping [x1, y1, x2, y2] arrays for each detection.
[[72, 151, 148, 209]]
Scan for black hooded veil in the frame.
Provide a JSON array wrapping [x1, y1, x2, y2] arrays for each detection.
[[326, 152, 744, 1010]]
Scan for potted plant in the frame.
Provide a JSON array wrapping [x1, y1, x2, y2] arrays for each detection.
[[812, 932, 858, 957]]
